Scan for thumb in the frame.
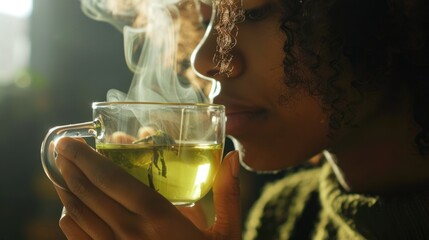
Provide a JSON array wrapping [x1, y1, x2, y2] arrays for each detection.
[[211, 150, 241, 239]]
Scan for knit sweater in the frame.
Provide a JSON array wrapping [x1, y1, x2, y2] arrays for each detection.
[[244, 163, 429, 240]]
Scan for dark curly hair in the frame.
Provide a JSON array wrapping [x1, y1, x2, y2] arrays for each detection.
[[279, 0, 429, 155]]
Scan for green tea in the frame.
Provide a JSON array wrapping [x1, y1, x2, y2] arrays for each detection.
[[96, 142, 222, 205]]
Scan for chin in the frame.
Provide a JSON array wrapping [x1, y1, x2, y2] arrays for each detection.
[[228, 136, 291, 174], [227, 135, 318, 174], [239, 157, 283, 174]]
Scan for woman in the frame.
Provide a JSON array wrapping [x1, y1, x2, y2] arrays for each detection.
[[54, 0, 429, 239]]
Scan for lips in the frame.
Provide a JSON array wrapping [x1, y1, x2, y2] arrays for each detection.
[[217, 101, 266, 136]]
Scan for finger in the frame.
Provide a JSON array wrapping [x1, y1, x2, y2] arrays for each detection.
[[211, 151, 241, 239], [57, 137, 210, 240], [138, 126, 156, 138], [177, 203, 208, 230], [56, 137, 173, 216], [110, 131, 136, 144], [56, 154, 138, 238], [74, 137, 86, 143], [48, 137, 85, 164], [59, 207, 92, 240], [55, 186, 115, 240]]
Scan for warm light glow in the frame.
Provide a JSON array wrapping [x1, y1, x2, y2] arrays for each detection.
[[191, 163, 210, 199], [0, 0, 33, 18], [194, 163, 210, 184], [0, 0, 32, 86]]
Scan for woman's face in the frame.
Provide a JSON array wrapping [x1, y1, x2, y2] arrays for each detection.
[[192, 0, 331, 171]]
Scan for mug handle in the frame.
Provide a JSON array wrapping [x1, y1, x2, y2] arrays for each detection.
[[40, 118, 104, 190]]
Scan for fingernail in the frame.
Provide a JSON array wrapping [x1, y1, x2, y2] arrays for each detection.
[[61, 207, 67, 219]]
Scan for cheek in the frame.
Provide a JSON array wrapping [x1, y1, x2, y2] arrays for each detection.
[[278, 101, 330, 153], [238, 19, 286, 73]]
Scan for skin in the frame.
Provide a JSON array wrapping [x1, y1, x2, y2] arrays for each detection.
[[194, 0, 331, 172], [193, 0, 429, 193], [55, 138, 241, 239], [54, 0, 429, 238]]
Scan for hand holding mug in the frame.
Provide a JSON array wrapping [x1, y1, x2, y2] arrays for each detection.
[[42, 102, 225, 206], [54, 137, 241, 239]]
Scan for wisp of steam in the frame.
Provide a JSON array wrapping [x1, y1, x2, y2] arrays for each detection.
[[80, 0, 208, 103]]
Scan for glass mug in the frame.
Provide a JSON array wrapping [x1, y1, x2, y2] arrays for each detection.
[[41, 102, 225, 206]]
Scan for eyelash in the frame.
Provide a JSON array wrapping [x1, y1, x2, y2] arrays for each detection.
[[244, 5, 272, 21]]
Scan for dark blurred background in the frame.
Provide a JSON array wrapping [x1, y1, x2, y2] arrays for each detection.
[[0, 1, 283, 239], [1, 1, 131, 239]]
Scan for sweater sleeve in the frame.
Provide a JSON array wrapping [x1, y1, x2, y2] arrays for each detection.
[[243, 167, 321, 240]]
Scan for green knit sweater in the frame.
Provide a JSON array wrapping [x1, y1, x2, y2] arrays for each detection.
[[244, 163, 429, 240]]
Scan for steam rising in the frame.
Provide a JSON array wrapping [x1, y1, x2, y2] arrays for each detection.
[[80, 0, 208, 103]]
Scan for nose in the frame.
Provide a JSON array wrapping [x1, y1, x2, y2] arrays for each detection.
[[191, 26, 244, 81]]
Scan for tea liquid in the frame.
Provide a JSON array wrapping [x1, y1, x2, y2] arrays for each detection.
[[96, 142, 222, 205]]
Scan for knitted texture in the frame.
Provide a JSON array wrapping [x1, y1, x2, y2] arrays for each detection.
[[244, 163, 429, 240]]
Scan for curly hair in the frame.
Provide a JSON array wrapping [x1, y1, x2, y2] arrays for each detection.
[[278, 0, 429, 155]]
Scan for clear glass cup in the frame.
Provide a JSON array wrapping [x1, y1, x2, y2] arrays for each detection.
[[41, 102, 225, 206]]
